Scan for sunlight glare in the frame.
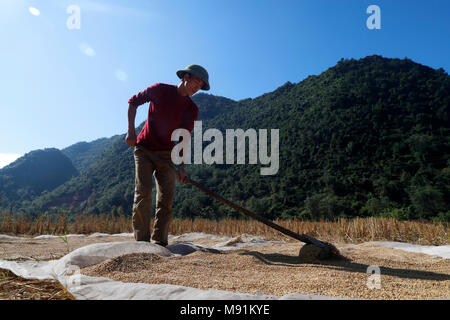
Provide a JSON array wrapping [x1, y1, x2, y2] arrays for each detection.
[[28, 7, 40, 16]]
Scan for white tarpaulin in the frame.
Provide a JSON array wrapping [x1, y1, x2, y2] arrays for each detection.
[[367, 241, 450, 259]]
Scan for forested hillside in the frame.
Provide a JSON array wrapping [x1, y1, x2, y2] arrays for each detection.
[[3, 55, 449, 221], [0, 149, 78, 208], [61, 135, 122, 173], [174, 55, 450, 221]]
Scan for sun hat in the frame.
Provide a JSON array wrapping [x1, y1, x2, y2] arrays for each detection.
[[176, 64, 210, 91]]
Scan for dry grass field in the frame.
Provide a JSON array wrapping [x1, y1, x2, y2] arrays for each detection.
[[0, 214, 448, 245]]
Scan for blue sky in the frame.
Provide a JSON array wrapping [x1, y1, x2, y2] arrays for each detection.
[[1, 0, 449, 167]]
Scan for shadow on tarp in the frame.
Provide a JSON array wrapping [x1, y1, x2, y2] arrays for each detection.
[[240, 251, 450, 282]]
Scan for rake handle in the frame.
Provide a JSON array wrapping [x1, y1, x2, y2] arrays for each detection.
[[186, 178, 328, 247]]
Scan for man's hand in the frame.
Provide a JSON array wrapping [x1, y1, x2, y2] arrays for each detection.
[[126, 103, 137, 147], [126, 130, 137, 147], [177, 165, 189, 184]]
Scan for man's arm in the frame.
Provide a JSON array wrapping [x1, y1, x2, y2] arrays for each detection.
[[176, 134, 190, 184], [177, 103, 198, 184], [126, 103, 137, 146], [178, 162, 189, 184]]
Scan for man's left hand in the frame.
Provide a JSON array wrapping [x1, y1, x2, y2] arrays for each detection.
[[177, 166, 189, 184]]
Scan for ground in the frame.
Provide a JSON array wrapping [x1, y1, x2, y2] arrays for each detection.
[[0, 234, 449, 300]]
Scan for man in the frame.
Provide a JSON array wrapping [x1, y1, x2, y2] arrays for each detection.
[[125, 64, 210, 246]]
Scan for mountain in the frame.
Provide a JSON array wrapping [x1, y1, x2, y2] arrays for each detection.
[[0, 148, 78, 207], [184, 55, 449, 221], [61, 135, 122, 173], [193, 93, 237, 121], [5, 55, 450, 221]]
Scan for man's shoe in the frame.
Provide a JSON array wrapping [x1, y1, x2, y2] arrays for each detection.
[[151, 240, 168, 247]]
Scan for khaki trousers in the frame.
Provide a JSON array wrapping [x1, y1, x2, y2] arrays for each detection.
[[132, 146, 176, 244]]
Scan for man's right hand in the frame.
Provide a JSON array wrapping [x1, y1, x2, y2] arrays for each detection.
[[126, 130, 137, 147]]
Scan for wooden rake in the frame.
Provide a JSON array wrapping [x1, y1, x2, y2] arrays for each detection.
[[134, 143, 342, 260]]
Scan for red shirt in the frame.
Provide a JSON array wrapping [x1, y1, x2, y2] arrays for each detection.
[[128, 83, 198, 151]]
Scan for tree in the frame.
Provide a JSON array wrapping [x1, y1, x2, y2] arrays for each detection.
[[409, 185, 445, 219]]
